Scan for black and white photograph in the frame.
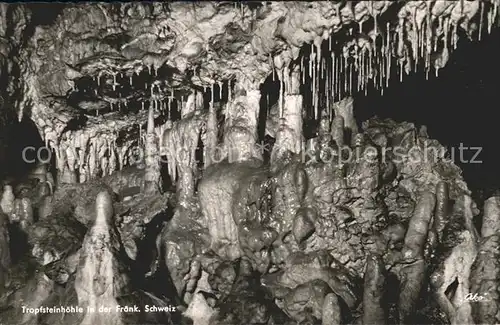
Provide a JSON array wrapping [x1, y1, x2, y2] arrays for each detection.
[[0, 1, 499, 324]]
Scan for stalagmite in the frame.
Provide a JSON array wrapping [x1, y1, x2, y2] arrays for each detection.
[[363, 254, 387, 325], [482, 196, 500, 238], [433, 181, 449, 241], [431, 195, 479, 325], [144, 104, 161, 194], [0, 185, 14, 216], [469, 195, 500, 325], [322, 293, 342, 325], [75, 191, 125, 325], [399, 191, 436, 322]]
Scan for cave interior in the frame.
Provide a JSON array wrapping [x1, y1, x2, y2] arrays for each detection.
[[0, 1, 499, 325]]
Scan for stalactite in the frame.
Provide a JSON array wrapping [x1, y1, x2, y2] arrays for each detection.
[[315, 38, 321, 119], [412, 9, 418, 70], [343, 56, 347, 94], [386, 22, 391, 88], [494, 1, 499, 31], [363, 49, 367, 91], [357, 52, 361, 93], [419, 18, 423, 60], [310, 43, 316, 120], [336, 53, 340, 101], [452, 22, 458, 50], [399, 59, 403, 82], [444, 16, 450, 51], [479, 1, 484, 41], [167, 97, 172, 120], [365, 50, 370, 96], [349, 60, 353, 95], [144, 103, 161, 193], [211, 82, 215, 111], [331, 51, 335, 103], [279, 69, 284, 118], [163, 113, 204, 203], [270, 54, 275, 81], [17, 101, 24, 122], [487, 1, 493, 34], [326, 57, 330, 119], [266, 94, 269, 113], [139, 124, 143, 148], [321, 57, 325, 80], [205, 95, 217, 169], [425, 2, 432, 79], [218, 81, 223, 100], [301, 56, 305, 84]]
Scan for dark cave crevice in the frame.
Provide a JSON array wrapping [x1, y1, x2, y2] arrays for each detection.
[[353, 28, 500, 200], [0, 116, 44, 182]]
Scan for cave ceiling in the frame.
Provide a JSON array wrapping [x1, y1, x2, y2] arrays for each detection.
[[0, 1, 497, 147]]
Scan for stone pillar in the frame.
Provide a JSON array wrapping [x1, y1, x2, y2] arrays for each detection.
[[223, 78, 261, 163], [271, 65, 303, 163], [75, 191, 126, 325], [144, 105, 161, 194]]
